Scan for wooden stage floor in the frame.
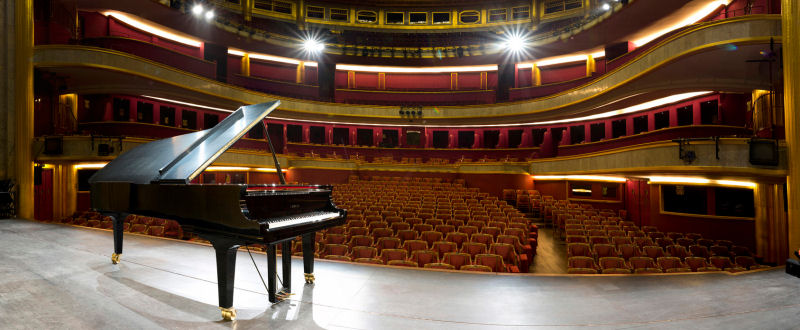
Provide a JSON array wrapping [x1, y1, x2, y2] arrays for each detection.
[[1, 219, 799, 329]]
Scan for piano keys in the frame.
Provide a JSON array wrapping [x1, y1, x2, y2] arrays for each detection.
[[89, 101, 345, 321]]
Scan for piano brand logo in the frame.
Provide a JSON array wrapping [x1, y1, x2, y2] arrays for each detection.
[[290, 204, 300, 208]]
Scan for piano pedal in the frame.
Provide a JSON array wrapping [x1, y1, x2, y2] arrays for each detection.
[[304, 273, 315, 284]]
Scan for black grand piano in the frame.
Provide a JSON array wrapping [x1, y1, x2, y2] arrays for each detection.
[[89, 101, 345, 321]]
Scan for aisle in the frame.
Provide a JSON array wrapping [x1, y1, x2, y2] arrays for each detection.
[[529, 226, 567, 274]]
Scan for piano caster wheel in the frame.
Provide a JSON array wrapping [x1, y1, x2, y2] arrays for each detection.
[[220, 307, 237, 321], [304, 273, 315, 284], [111, 253, 121, 264]]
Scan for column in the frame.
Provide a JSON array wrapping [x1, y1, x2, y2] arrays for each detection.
[[782, 0, 800, 255], [3, 0, 35, 219], [296, 61, 305, 84], [531, 63, 541, 86], [241, 54, 250, 77]]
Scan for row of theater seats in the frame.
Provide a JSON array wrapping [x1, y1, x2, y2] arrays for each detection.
[[327, 176, 538, 272], [54, 211, 184, 239], [291, 152, 524, 165], [560, 209, 768, 274]]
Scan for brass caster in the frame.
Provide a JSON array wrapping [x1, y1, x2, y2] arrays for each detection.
[[111, 253, 121, 264], [220, 307, 237, 321], [304, 273, 315, 284]]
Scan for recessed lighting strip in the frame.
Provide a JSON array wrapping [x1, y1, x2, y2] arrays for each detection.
[[102, 11, 202, 47], [532, 175, 627, 182], [648, 176, 756, 188], [335, 64, 498, 73], [140, 95, 238, 113]]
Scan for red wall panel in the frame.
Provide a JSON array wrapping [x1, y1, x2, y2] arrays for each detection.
[[249, 61, 297, 83], [385, 73, 450, 91], [540, 63, 586, 85], [354, 72, 379, 89], [458, 72, 483, 90], [335, 71, 349, 88]]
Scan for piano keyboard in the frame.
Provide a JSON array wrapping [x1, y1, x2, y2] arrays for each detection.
[[262, 211, 341, 230]]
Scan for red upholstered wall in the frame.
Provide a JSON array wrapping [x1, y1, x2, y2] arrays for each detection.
[[304, 67, 319, 85], [354, 72, 379, 89], [385, 73, 450, 90], [335, 71, 349, 89], [532, 181, 568, 200], [227, 55, 242, 76], [540, 63, 586, 85], [458, 72, 483, 90], [249, 60, 297, 83]]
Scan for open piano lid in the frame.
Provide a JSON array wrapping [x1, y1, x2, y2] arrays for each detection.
[[89, 101, 281, 185]]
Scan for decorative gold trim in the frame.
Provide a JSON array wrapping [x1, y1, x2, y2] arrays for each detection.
[[304, 272, 315, 283], [220, 307, 237, 321], [111, 253, 121, 264]]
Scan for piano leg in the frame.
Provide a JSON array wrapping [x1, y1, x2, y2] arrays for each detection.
[[111, 215, 123, 264], [266, 244, 278, 303], [210, 238, 240, 321], [281, 240, 292, 297], [302, 233, 315, 284]]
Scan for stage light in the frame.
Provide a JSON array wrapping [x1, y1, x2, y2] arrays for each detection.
[[204, 10, 215, 20], [503, 33, 526, 53], [192, 4, 204, 15], [601, 3, 611, 11], [303, 38, 325, 53]]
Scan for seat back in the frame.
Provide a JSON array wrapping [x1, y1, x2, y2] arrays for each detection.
[[380, 248, 408, 264], [475, 254, 505, 272], [628, 257, 656, 270], [410, 250, 439, 267], [402, 239, 429, 253], [442, 252, 472, 269]]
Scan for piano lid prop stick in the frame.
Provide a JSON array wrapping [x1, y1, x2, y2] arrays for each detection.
[[263, 120, 287, 184]]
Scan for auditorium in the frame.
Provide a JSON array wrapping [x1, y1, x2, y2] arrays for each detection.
[[2, 0, 800, 328]]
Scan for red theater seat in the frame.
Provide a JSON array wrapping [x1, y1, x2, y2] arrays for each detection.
[[461, 264, 493, 272], [380, 248, 408, 264], [442, 252, 472, 270], [163, 220, 183, 239], [431, 241, 458, 256], [146, 225, 165, 237], [424, 262, 455, 270], [129, 223, 147, 234], [474, 254, 507, 272], [402, 240, 429, 254], [410, 250, 439, 267]]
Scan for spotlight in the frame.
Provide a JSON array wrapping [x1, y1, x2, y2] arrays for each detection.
[[192, 4, 204, 15], [205, 10, 215, 20], [502, 33, 527, 54], [601, 3, 611, 11], [303, 38, 324, 53]]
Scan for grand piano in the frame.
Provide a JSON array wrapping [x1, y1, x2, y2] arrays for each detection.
[[89, 101, 345, 321]]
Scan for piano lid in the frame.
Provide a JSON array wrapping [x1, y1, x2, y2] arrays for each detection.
[[89, 101, 281, 185]]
